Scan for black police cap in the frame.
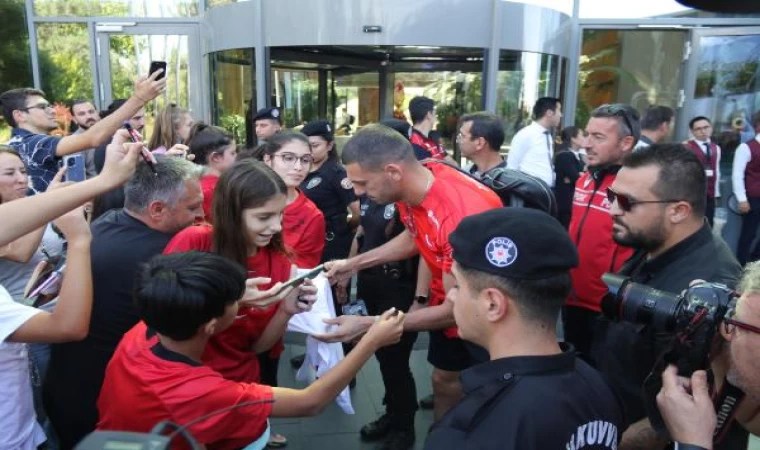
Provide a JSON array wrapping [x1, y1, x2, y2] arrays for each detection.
[[253, 107, 282, 124], [450, 208, 578, 280], [301, 120, 334, 141]]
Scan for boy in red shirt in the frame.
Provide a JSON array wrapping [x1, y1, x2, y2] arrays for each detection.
[[98, 251, 405, 449]]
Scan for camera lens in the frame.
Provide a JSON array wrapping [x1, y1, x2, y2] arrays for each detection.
[[601, 273, 681, 331]]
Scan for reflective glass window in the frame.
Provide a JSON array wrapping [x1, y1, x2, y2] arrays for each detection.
[[33, 0, 199, 18], [211, 49, 254, 145]]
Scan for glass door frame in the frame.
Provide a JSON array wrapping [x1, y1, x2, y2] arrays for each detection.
[[94, 22, 203, 119], [681, 26, 760, 137]]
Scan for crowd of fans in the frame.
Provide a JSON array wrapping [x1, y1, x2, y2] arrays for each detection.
[[1, 69, 760, 450]]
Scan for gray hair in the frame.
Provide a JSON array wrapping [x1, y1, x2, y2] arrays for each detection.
[[739, 262, 760, 296], [590, 103, 641, 148], [124, 156, 202, 213]]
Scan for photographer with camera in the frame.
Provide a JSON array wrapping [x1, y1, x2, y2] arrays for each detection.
[[592, 144, 743, 449], [656, 262, 760, 450]]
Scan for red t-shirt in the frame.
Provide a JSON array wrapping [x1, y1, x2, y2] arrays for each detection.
[[283, 190, 326, 268], [164, 224, 292, 382], [410, 128, 447, 160], [200, 174, 219, 222], [98, 322, 274, 450], [397, 163, 502, 337]]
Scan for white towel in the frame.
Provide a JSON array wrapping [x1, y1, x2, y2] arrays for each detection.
[[286, 273, 354, 414]]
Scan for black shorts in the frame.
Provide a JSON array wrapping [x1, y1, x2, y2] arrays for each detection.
[[427, 330, 475, 372]]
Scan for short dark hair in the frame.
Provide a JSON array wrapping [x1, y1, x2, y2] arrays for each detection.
[[69, 99, 94, 116], [134, 252, 246, 341], [460, 111, 505, 151], [641, 106, 674, 131], [341, 123, 416, 171], [101, 99, 128, 118], [409, 96, 435, 124], [560, 126, 581, 145], [689, 116, 711, 130], [532, 97, 561, 120], [186, 122, 235, 166], [622, 143, 706, 217], [591, 103, 641, 147], [0, 88, 46, 127], [458, 263, 571, 328]]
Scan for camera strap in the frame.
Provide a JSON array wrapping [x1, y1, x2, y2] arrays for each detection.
[[712, 380, 745, 444]]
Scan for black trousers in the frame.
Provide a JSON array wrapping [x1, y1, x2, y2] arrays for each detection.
[[562, 305, 599, 365], [257, 352, 280, 387], [706, 196, 715, 228], [737, 197, 760, 265], [358, 272, 418, 431]]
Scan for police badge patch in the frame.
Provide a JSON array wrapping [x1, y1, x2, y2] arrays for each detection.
[[485, 237, 518, 268], [306, 177, 322, 189], [340, 178, 353, 189]]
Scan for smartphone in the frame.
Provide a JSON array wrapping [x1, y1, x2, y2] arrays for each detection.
[[149, 61, 167, 80], [276, 264, 325, 295], [59, 155, 86, 182]]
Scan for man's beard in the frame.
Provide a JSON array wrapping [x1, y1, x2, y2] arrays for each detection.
[[612, 217, 667, 252]]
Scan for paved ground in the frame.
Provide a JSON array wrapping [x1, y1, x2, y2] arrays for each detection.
[[273, 332, 434, 450]]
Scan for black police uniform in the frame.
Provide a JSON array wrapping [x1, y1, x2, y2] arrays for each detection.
[[425, 346, 625, 450], [425, 208, 625, 450], [357, 198, 419, 434], [301, 157, 357, 262]]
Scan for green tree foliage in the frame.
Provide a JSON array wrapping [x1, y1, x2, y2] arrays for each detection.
[[0, 0, 34, 94]]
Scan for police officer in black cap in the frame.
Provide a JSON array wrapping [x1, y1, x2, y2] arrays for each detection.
[[425, 208, 625, 450], [246, 106, 282, 147], [300, 120, 360, 262]]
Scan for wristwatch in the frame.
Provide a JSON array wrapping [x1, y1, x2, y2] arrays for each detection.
[[415, 295, 428, 305], [674, 443, 710, 450]]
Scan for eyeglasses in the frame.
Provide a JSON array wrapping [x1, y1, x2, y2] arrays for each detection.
[[724, 307, 760, 336], [606, 187, 681, 212], [596, 103, 635, 138], [21, 102, 53, 112], [274, 152, 313, 167]]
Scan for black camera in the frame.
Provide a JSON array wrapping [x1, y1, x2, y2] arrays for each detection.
[[601, 273, 737, 433]]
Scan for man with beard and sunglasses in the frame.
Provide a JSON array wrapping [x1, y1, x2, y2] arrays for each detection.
[[591, 144, 743, 450]]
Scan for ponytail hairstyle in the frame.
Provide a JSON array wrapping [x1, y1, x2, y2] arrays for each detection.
[[212, 160, 288, 267], [186, 122, 235, 166], [148, 104, 190, 150]]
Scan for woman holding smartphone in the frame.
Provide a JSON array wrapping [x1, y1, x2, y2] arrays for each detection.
[[148, 104, 194, 155], [164, 159, 312, 448]]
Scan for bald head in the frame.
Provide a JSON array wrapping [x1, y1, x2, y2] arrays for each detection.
[[341, 123, 417, 172]]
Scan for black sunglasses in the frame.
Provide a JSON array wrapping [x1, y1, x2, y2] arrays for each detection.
[[597, 103, 634, 137], [606, 187, 680, 212]]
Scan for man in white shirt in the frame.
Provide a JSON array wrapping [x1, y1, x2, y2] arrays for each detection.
[[733, 112, 760, 265], [507, 97, 562, 187], [686, 116, 721, 226]]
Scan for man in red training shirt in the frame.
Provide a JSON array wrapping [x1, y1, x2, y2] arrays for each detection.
[[321, 124, 502, 423]]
